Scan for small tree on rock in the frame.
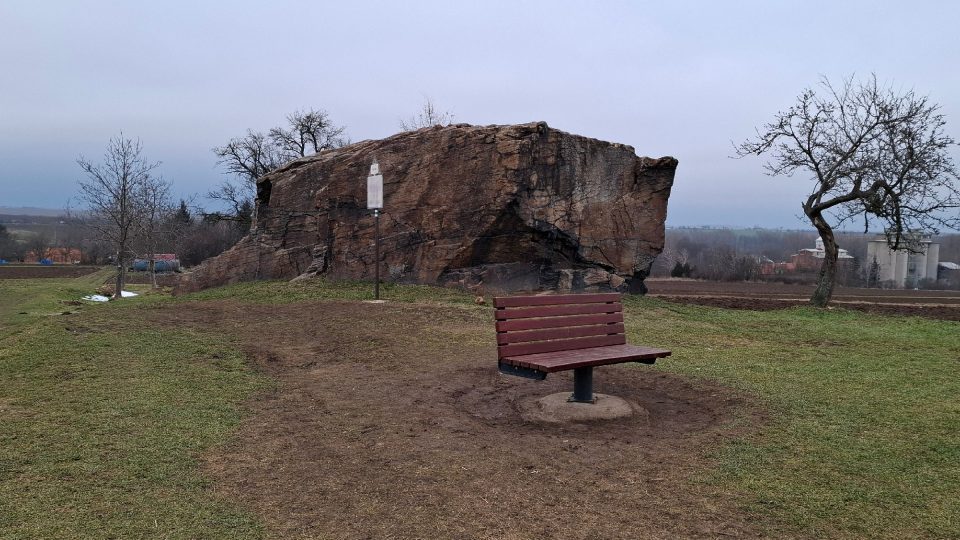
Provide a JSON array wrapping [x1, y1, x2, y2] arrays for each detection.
[[211, 108, 347, 226], [270, 109, 348, 162], [737, 75, 960, 306], [400, 97, 455, 131]]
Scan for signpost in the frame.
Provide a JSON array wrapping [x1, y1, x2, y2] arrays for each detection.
[[367, 159, 383, 300]]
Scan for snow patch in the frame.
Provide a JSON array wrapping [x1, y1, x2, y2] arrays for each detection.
[[81, 291, 140, 302]]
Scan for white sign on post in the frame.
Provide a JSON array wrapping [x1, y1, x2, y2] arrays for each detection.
[[367, 160, 383, 210]]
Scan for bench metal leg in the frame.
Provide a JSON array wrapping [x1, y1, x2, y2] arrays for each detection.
[[569, 366, 595, 403]]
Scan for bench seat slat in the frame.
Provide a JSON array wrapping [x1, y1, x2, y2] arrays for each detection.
[[493, 293, 621, 308], [494, 302, 621, 320], [502, 344, 672, 373], [495, 312, 623, 332], [496, 323, 625, 345], [498, 334, 626, 358]]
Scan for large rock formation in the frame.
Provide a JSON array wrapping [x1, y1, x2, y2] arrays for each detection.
[[178, 122, 676, 294]]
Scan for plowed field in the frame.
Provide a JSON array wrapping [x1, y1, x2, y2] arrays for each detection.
[[0, 265, 102, 279], [646, 278, 960, 320]]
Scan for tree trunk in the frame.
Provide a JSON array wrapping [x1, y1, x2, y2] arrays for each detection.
[[809, 212, 839, 307], [149, 240, 157, 289], [114, 251, 125, 300]]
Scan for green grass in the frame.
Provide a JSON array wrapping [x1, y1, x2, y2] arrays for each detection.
[[0, 274, 268, 539], [622, 296, 960, 538], [2, 274, 958, 538], [0, 269, 113, 338]]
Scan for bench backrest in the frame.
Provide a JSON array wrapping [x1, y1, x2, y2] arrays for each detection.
[[493, 293, 626, 359]]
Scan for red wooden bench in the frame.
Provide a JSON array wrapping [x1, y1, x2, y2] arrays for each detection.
[[494, 292, 671, 403]]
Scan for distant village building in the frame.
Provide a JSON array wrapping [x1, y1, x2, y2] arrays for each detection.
[[791, 238, 855, 272], [865, 235, 939, 288], [24, 247, 82, 264], [760, 238, 854, 281]]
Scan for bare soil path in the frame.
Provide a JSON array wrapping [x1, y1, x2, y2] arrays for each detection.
[[149, 299, 767, 539]]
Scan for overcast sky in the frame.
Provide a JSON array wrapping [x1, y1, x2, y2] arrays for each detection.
[[1, 0, 958, 228]]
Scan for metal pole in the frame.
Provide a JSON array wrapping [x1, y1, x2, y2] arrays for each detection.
[[569, 366, 595, 403], [374, 208, 380, 300]]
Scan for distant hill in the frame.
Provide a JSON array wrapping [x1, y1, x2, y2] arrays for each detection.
[[0, 207, 64, 217]]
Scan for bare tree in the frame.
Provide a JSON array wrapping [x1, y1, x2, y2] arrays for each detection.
[[210, 109, 348, 226], [177, 220, 247, 267], [208, 130, 278, 227], [270, 109, 348, 161], [27, 230, 51, 261], [0, 224, 14, 260], [77, 135, 158, 299], [400, 97, 455, 131], [206, 174, 257, 227], [213, 130, 282, 186], [737, 75, 960, 306], [135, 175, 174, 288], [62, 202, 112, 265]]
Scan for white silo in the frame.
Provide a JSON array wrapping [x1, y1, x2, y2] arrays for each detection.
[[865, 234, 940, 288], [926, 242, 941, 281]]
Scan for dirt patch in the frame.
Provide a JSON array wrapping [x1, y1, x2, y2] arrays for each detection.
[[0, 265, 102, 279], [144, 300, 767, 539], [518, 392, 640, 423]]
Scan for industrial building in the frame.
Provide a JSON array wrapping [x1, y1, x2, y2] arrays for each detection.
[[937, 262, 960, 288], [865, 235, 939, 288]]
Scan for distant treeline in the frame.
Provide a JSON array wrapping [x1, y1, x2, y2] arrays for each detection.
[[0, 206, 246, 267], [651, 227, 960, 285]]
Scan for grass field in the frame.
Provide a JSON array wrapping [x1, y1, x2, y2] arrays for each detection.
[[0, 272, 267, 538], [1, 274, 957, 538], [0, 269, 111, 338], [622, 296, 960, 538]]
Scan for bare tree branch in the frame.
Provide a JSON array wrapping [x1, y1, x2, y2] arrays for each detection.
[[134, 175, 174, 288], [737, 74, 960, 306], [209, 109, 348, 226], [399, 97, 455, 131], [76, 135, 159, 298]]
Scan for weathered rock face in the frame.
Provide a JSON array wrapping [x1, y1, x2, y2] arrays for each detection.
[[177, 122, 676, 294]]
